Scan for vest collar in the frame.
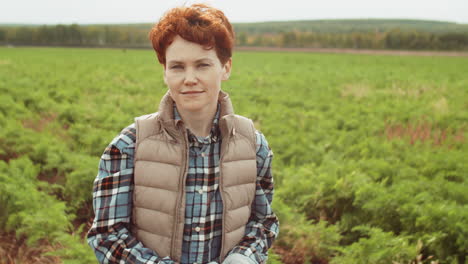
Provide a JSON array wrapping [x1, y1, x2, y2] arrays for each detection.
[[157, 90, 236, 140]]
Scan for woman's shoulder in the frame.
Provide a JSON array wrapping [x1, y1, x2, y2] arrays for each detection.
[[108, 123, 136, 151], [255, 130, 272, 156], [134, 112, 159, 122], [229, 114, 272, 156]]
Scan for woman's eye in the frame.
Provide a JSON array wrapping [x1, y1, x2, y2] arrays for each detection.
[[171, 65, 183, 69], [198, 63, 210, 68]]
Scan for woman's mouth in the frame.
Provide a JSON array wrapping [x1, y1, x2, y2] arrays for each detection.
[[181, 90, 204, 95]]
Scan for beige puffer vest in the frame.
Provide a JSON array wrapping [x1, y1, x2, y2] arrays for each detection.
[[131, 91, 257, 263]]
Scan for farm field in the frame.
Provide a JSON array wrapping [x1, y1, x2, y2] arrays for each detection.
[[0, 47, 467, 264]]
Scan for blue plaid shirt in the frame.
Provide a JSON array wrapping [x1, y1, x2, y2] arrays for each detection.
[[87, 104, 279, 264]]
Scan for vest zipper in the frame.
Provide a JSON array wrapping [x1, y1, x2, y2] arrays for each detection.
[[218, 129, 229, 263], [170, 127, 189, 261]]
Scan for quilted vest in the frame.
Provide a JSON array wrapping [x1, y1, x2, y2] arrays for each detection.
[[131, 91, 257, 263]]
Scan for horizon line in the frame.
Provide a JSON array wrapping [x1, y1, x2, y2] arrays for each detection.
[[1, 17, 467, 26]]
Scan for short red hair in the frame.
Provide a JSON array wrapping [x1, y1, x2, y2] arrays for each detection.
[[149, 4, 234, 66]]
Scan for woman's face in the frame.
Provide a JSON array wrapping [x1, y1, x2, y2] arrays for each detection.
[[164, 35, 231, 114]]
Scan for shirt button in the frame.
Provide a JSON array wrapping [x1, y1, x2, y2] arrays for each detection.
[[195, 226, 201, 232], [198, 189, 204, 194]]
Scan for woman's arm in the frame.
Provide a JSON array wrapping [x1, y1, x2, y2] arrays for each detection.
[[224, 131, 280, 264], [87, 124, 176, 264]]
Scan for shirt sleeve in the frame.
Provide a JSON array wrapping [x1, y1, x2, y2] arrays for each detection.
[[224, 131, 280, 264], [86, 124, 176, 264]]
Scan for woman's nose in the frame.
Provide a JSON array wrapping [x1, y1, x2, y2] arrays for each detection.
[[184, 69, 198, 86]]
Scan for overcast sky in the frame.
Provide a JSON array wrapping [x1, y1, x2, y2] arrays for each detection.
[[1, 0, 467, 25]]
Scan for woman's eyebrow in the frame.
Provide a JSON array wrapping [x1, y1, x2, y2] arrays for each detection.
[[194, 58, 213, 63], [167, 60, 184, 65], [167, 58, 213, 65]]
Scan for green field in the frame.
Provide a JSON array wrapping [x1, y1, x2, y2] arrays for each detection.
[[0, 47, 467, 264]]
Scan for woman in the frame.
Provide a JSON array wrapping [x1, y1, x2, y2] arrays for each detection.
[[87, 4, 279, 264]]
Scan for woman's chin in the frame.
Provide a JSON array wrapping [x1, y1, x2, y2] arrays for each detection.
[[177, 102, 205, 113]]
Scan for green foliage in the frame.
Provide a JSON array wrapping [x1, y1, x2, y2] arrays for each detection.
[[45, 225, 96, 264], [0, 47, 467, 263], [63, 153, 99, 211], [273, 198, 341, 262], [0, 157, 71, 245], [268, 251, 284, 264], [331, 226, 419, 264]]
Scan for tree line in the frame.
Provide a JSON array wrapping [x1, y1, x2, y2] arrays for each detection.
[[242, 30, 468, 50], [1, 23, 467, 50]]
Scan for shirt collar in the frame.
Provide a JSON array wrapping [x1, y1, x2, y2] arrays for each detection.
[[173, 103, 220, 144]]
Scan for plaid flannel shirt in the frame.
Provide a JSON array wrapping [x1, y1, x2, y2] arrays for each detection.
[[87, 104, 279, 264]]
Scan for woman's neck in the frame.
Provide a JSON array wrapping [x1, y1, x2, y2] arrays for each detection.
[[177, 104, 217, 138]]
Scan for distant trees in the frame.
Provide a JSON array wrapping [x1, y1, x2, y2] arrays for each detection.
[[0, 24, 150, 48], [1, 23, 468, 50], [245, 30, 468, 50]]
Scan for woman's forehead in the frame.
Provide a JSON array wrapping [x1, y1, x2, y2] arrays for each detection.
[[166, 36, 218, 63]]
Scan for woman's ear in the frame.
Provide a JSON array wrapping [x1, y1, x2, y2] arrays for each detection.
[[222, 58, 232, 81]]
